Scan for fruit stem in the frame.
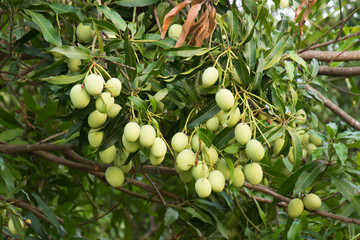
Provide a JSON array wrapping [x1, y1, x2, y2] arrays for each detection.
[[94, 63, 112, 79], [182, 107, 197, 134]]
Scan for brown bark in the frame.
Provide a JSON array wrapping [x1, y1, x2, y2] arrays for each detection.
[[317, 66, 360, 76], [299, 50, 360, 61]]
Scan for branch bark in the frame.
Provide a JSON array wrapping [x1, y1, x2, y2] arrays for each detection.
[[317, 66, 360, 76], [299, 50, 360, 61], [305, 84, 360, 130], [0, 143, 72, 154]]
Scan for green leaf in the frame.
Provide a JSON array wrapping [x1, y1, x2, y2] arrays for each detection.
[[164, 208, 179, 226], [50, 46, 90, 59], [289, 130, 302, 169], [183, 207, 212, 224], [333, 143, 348, 163], [249, 52, 264, 90], [30, 58, 66, 79], [24, 10, 61, 46], [41, 73, 86, 85], [115, 0, 159, 7], [287, 221, 302, 240], [33, 194, 61, 232], [284, 60, 294, 81], [47, 3, 84, 21], [333, 177, 360, 215], [84, 19, 120, 35], [288, 51, 308, 71], [153, 88, 169, 102], [10, 212, 24, 236], [124, 29, 137, 82], [233, 56, 250, 87], [197, 128, 215, 148], [293, 165, 322, 194], [128, 96, 147, 111], [213, 127, 235, 150], [162, 46, 212, 57], [263, 36, 287, 70], [310, 58, 319, 78], [0, 109, 23, 128], [187, 102, 220, 129], [244, 39, 256, 71], [253, 197, 267, 226], [97, 5, 127, 32]]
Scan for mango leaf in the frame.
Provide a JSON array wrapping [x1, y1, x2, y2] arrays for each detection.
[[233, 56, 250, 87], [24, 10, 61, 46], [84, 19, 120, 35], [183, 207, 212, 224], [33, 194, 61, 232], [161, 0, 191, 38], [124, 29, 137, 82], [293, 165, 322, 194], [263, 35, 287, 70], [332, 177, 360, 215], [50, 46, 90, 59], [289, 130, 302, 169], [115, 0, 159, 7], [10, 213, 24, 236], [187, 102, 220, 129], [41, 73, 86, 85], [284, 60, 294, 81], [244, 39, 256, 71], [333, 143, 348, 163], [287, 221, 302, 240], [288, 51, 308, 71], [213, 127, 235, 150], [197, 128, 215, 148], [253, 197, 267, 226], [0, 109, 23, 128], [310, 58, 319, 78], [162, 45, 212, 57], [128, 96, 147, 111], [164, 208, 179, 226], [47, 3, 84, 21], [97, 5, 127, 32]]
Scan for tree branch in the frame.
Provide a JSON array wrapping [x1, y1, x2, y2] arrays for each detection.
[[316, 66, 360, 76], [0, 143, 72, 154], [305, 84, 360, 130], [299, 50, 360, 61]]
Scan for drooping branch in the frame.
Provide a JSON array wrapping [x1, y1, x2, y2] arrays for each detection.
[[0, 143, 72, 154], [299, 50, 360, 61], [305, 84, 360, 130]]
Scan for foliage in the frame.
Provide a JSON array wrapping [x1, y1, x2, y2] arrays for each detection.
[[0, 0, 359, 239]]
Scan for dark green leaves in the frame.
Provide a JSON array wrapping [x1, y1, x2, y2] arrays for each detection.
[[33, 194, 62, 233], [50, 46, 90, 59], [187, 103, 220, 129], [97, 5, 127, 32], [233, 56, 250, 87], [115, 0, 159, 7], [41, 73, 86, 85]]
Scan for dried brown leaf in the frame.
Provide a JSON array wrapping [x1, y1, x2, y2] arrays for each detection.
[[188, 11, 209, 46], [161, 0, 191, 39], [205, 5, 217, 39], [175, 3, 202, 48], [189, 9, 209, 33], [296, 0, 317, 36], [192, 21, 209, 47], [294, 0, 308, 22], [191, 0, 203, 6]]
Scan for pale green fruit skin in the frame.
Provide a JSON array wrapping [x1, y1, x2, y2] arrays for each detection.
[[106, 78, 122, 97], [151, 137, 167, 157], [302, 148, 307, 158], [232, 167, 245, 187], [217, 110, 225, 124], [195, 178, 212, 198], [99, 145, 117, 164], [179, 170, 193, 183], [67, 58, 81, 72], [176, 149, 196, 171], [297, 129, 309, 145], [244, 163, 263, 185], [203, 146, 218, 165], [168, 24, 182, 39], [150, 154, 165, 166], [309, 135, 323, 146], [120, 160, 133, 173], [245, 139, 265, 161], [70, 84, 90, 109], [84, 74, 104, 96], [307, 143, 317, 154], [288, 147, 295, 163], [8, 218, 24, 235], [171, 132, 188, 152], [225, 107, 241, 127], [303, 193, 322, 210], [114, 151, 129, 167], [122, 134, 140, 153], [208, 170, 225, 192], [202, 67, 219, 87], [88, 110, 107, 128], [206, 115, 219, 132], [124, 122, 140, 142], [235, 123, 252, 145], [191, 162, 209, 180], [273, 138, 285, 156], [88, 129, 104, 148], [280, 0, 289, 7], [296, 109, 307, 125], [76, 23, 93, 43], [191, 133, 204, 152], [216, 158, 230, 180], [287, 198, 304, 218], [139, 125, 156, 148], [107, 104, 122, 118], [215, 89, 234, 111], [105, 166, 124, 187], [96, 92, 115, 113]]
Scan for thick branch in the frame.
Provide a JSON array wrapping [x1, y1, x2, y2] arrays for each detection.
[[305, 84, 360, 130], [299, 50, 360, 61], [0, 143, 72, 154], [317, 66, 360, 76]]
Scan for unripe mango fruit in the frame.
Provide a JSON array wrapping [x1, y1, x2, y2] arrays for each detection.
[[150, 154, 165, 166], [273, 138, 285, 156], [95, 92, 114, 113], [235, 123, 252, 145], [105, 166, 124, 187], [67, 58, 81, 72], [106, 78, 122, 97], [203, 146, 218, 165], [287, 198, 304, 218], [215, 89, 234, 111], [191, 162, 209, 180], [122, 134, 140, 153], [88, 129, 104, 148], [168, 24, 182, 39], [150, 137, 167, 157], [245, 139, 265, 161], [232, 167, 245, 187], [206, 115, 219, 132], [244, 163, 263, 185], [191, 133, 205, 152], [195, 178, 212, 198], [216, 158, 230, 180], [309, 135, 323, 146], [99, 145, 117, 164], [202, 67, 219, 87], [280, 0, 289, 8], [76, 23, 93, 43], [70, 84, 90, 109], [307, 143, 317, 154], [84, 74, 104, 96], [107, 104, 122, 118], [208, 170, 225, 192], [296, 109, 307, 125], [124, 122, 140, 142], [225, 107, 241, 127], [303, 193, 322, 210], [171, 132, 188, 152], [139, 125, 156, 148], [176, 149, 196, 171], [8, 217, 24, 235], [88, 110, 107, 128]]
